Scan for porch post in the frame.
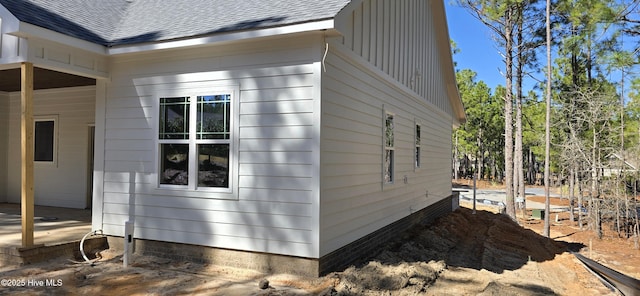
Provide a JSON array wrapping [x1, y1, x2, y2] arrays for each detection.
[[21, 62, 34, 247]]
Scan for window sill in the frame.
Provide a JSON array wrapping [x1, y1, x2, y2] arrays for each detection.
[[153, 186, 237, 200], [34, 161, 58, 168], [382, 181, 398, 191]]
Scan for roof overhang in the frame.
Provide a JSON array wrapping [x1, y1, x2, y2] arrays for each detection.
[[5, 17, 338, 57], [10, 22, 107, 55], [107, 19, 338, 56], [1, 6, 108, 79], [1, 15, 338, 80]]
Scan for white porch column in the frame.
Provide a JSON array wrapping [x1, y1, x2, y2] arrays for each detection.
[[21, 62, 34, 247]]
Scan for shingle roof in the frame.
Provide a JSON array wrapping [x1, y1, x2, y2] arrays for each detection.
[[0, 0, 127, 45], [0, 0, 351, 46]]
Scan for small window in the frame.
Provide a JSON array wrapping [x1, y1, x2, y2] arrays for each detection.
[[34, 117, 57, 164], [415, 124, 421, 168], [384, 113, 394, 183]]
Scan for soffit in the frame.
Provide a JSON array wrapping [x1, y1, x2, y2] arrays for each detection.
[[0, 67, 95, 92]]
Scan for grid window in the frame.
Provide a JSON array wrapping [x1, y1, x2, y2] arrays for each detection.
[[159, 97, 189, 140], [384, 113, 394, 183], [197, 95, 230, 139], [159, 92, 233, 189]]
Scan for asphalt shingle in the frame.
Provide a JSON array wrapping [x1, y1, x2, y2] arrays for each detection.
[[0, 0, 351, 46]]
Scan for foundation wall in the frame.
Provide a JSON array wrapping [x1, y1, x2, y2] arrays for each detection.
[[107, 194, 453, 276], [318, 194, 454, 274], [0, 237, 107, 266], [107, 236, 320, 276]]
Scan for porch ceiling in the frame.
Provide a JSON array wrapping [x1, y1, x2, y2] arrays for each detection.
[[0, 67, 95, 92]]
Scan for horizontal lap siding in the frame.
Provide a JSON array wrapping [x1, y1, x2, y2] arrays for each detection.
[[320, 0, 455, 255], [320, 49, 454, 256], [6, 87, 95, 208], [101, 36, 321, 258], [0, 93, 8, 202]]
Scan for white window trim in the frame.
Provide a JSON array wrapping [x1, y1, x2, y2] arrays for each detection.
[[382, 107, 395, 187], [154, 85, 240, 199], [34, 115, 59, 167]]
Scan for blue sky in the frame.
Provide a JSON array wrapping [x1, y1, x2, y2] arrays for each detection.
[[444, 2, 640, 99], [445, 3, 507, 91]]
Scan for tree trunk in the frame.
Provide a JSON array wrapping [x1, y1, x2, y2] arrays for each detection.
[[569, 167, 575, 223], [477, 129, 483, 181], [596, 199, 603, 239], [586, 36, 593, 86], [527, 150, 536, 184], [479, 128, 485, 180], [571, 24, 579, 88], [491, 153, 497, 181], [514, 6, 526, 214], [504, 6, 516, 220], [579, 171, 584, 230], [634, 180, 639, 249], [591, 127, 598, 234], [620, 65, 626, 238], [616, 178, 621, 236], [543, 0, 552, 237]]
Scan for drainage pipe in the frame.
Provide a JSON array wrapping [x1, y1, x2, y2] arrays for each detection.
[[80, 229, 103, 264]]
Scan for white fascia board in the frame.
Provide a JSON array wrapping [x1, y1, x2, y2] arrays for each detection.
[[11, 22, 107, 55], [108, 19, 336, 56]]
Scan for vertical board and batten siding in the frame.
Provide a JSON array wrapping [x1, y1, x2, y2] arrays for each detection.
[[320, 0, 455, 256], [0, 92, 8, 202], [337, 0, 453, 117], [100, 35, 322, 258], [5, 86, 96, 208]]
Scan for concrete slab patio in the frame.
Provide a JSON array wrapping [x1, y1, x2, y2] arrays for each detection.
[[0, 203, 106, 267], [457, 188, 568, 211]]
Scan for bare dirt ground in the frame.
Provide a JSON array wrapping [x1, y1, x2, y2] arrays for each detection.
[[1, 183, 638, 295]]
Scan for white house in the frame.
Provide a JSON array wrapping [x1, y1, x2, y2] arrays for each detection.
[[0, 0, 465, 275], [603, 152, 639, 178]]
